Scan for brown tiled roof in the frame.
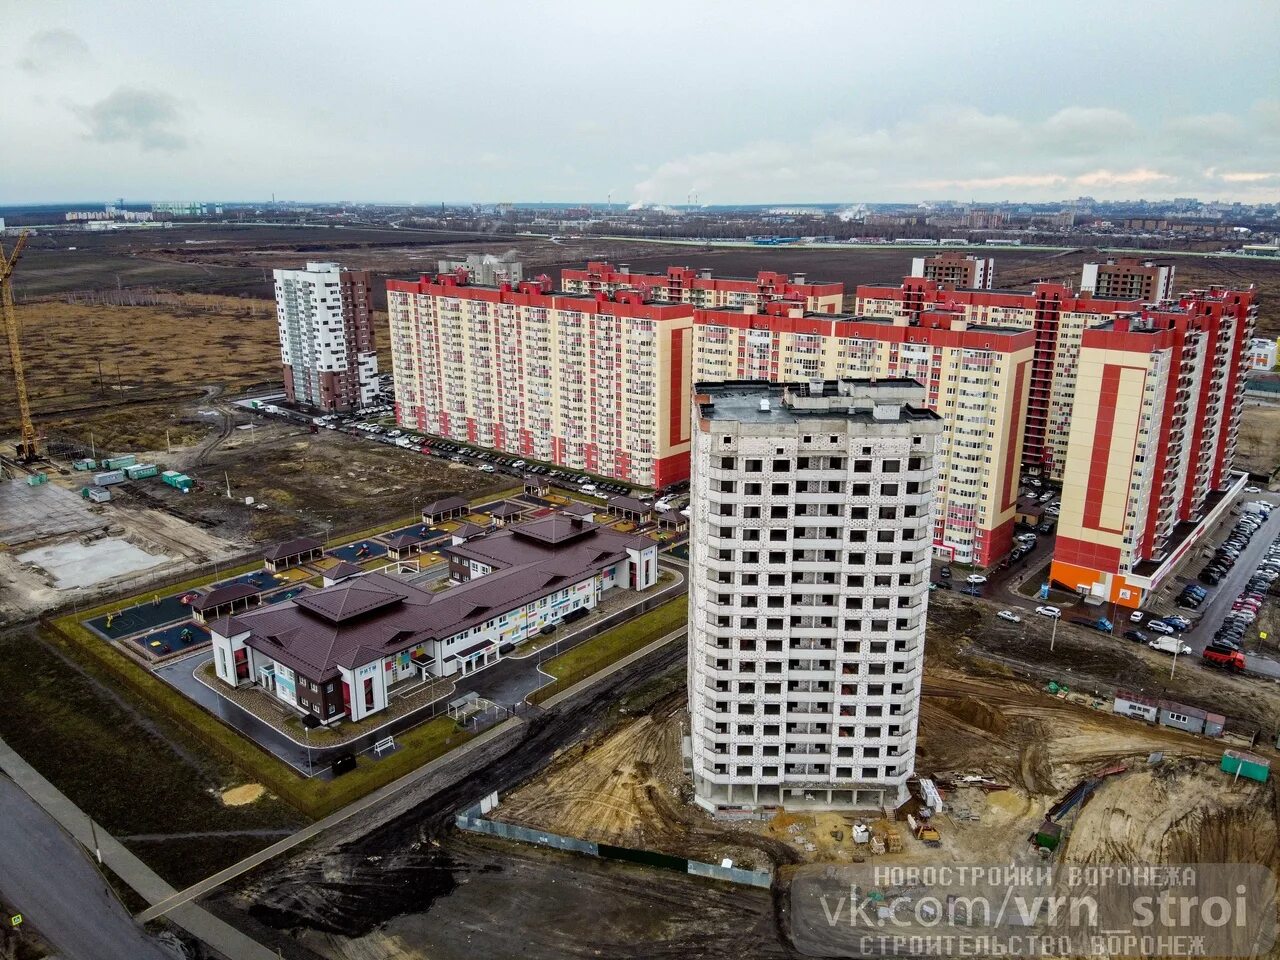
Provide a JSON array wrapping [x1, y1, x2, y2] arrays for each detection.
[[292, 580, 405, 622], [607, 495, 652, 515], [217, 558, 618, 681], [422, 495, 469, 516], [263, 536, 323, 561], [452, 521, 486, 539], [487, 502, 525, 519], [384, 531, 426, 549], [558, 502, 594, 517], [445, 516, 652, 572], [325, 561, 364, 581], [192, 582, 260, 610]]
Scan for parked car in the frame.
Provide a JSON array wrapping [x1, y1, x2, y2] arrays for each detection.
[[1124, 630, 1149, 643], [1035, 605, 1062, 619], [966, 574, 988, 585], [997, 610, 1022, 623], [931, 580, 952, 591], [1146, 619, 1175, 635], [939, 566, 953, 579], [1164, 615, 1192, 631], [1129, 610, 1145, 623]]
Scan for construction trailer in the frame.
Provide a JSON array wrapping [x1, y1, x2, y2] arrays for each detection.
[[124, 463, 159, 480], [82, 486, 112, 503], [101, 454, 137, 470], [161, 470, 194, 492], [1220, 751, 1270, 783], [94, 470, 126, 487]]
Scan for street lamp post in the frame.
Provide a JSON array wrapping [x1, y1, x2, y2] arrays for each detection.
[[1050, 613, 1059, 653]]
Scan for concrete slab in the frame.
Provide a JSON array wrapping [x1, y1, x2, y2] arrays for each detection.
[[0, 479, 107, 545], [18, 538, 172, 589]]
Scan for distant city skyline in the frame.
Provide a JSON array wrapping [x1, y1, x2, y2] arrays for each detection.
[[7, 0, 1279, 206]]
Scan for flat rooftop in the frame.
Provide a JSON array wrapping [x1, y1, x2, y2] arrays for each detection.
[[695, 379, 939, 426]]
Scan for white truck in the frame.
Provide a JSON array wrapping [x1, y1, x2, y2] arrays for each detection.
[[1148, 636, 1191, 656]]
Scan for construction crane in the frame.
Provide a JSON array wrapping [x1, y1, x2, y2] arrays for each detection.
[[1, 231, 40, 461]]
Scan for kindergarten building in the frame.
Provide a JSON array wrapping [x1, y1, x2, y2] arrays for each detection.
[[210, 514, 659, 723]]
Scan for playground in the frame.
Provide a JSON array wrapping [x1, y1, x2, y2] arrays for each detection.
[[328, 541, 387, 563], [129, 621, 211, 657], [86, 593, 195, 640]]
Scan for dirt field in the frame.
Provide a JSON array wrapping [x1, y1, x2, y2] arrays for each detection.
[[1238, 403, 1280, 478], [492, 659, 1263, 876], [1, 293, 395, 437]]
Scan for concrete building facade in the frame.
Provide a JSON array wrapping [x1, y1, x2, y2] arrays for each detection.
[[561, 261, 844, 314], [1050, 287, 1257, 608], [693, 302, 1033, 566], [273, 262, 378, 412], [909, 252, 993, 290], [387, 272, 694, 488], [1245, 337, 1278, 370], [687, 379, 941, 813], [438, 254, 524, 286], [1080, 257, 1176, 302]]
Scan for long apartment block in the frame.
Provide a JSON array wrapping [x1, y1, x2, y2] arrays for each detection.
[[1051, 288, 1257, 608], [273, 261, 378, 412], [386, 272, 694, 488], [693, 302, 1032, 566], [856, 278, 1179, 479], [687, 379, 942, 813], [562, 261, 844, 313]]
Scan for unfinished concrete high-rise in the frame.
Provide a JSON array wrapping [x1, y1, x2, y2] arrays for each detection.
[[273, 262, 378, 413], [687, 379, 941, 814]]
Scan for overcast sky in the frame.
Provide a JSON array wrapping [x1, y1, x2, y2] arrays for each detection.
[[5, 0, 1279, 205]]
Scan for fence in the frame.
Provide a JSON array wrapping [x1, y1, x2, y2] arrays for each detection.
[[455, 800, 771, 889]]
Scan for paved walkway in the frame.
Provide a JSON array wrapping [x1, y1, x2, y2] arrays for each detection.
[[0, 776, 171, 960], [0, 736, 278, 960]]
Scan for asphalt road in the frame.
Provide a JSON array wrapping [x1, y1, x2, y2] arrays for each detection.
[[1178, 493, 1280, 675], [0, 776, 172, 960]]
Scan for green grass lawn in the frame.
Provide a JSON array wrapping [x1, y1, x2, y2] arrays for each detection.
[[0, 627, 303, 888], [531, 596, 688, 703]]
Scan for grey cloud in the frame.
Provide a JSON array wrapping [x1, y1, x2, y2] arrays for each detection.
[[19, 29, 92, 74], [73, 87, 189, 151], [633, 102, 1280, 204]]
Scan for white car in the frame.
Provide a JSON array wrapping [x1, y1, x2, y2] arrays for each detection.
[[1035, 605, 1062, 619], [1027, 479, 1042, 488], [966, 574, 988, 585], [580, 483, 597, 494], [997, 610, 1022, 623], [511, 459, 527, 469], [1129, 610, 1144, 623], [1146, 619, 1174, 634], [479, 464, 496, 473], [1245, 486, 1261, 493]]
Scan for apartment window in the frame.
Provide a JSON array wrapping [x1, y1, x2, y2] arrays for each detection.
[[772, 459, 791, 472], [721, 456, 736, 469], [771, 482, 790, 495], [746, 459, 763, 473], [883, 459, 900, 473]]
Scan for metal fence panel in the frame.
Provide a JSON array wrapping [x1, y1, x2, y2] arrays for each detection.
[[687, 860, 772, 888]]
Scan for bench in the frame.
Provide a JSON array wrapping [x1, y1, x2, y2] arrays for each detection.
[[374, 736, 396, 756]]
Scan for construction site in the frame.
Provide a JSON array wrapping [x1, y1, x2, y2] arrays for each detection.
[[2, 227, 1279, 959]]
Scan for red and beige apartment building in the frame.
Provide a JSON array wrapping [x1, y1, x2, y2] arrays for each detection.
[[1050, 287, 1256, 607], [856, 278, 1155, 479], [1080, 257, 1176, 303], [561, 261, 844, 313], [692, 301, 1033, 566], [909, 251, 993, 290], [386, 272, 694, 488]]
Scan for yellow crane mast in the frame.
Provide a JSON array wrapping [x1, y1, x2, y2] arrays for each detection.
[[1, 232, 40, 461]]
